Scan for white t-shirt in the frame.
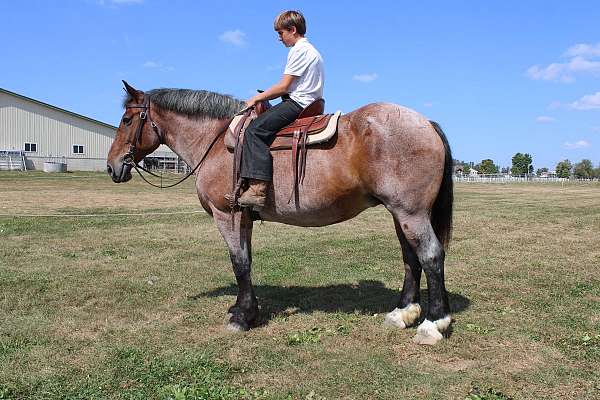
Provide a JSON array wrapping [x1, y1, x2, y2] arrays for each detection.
[[284, 38, 324, 108]]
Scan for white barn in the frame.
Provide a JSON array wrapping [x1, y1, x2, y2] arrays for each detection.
[[0, 88, 179, 172]]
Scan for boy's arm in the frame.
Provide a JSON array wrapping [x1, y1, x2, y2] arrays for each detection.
[[245, 74, 296, 107]]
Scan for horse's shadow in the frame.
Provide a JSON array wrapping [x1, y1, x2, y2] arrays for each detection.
[[191, 280, 470, 327]]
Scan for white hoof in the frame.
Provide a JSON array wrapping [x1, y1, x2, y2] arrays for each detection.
[[226, 322, 245, 332], [384, 304, 421, 329], [224, 313, 247, 332], [413, 316, 451, 345]]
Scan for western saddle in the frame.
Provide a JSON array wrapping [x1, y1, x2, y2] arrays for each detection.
[[226, 98, 342, 208]]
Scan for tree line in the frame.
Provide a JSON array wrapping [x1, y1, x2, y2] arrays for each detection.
[[454, 153, 600, 179]]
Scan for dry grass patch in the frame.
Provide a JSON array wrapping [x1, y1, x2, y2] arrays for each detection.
[[1, 173, 599, 399]]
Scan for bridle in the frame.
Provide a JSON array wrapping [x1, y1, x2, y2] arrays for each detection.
[[121, 96, 235, 189], [124, 97, 162, 165]]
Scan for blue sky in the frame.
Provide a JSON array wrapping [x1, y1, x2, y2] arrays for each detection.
[[1, 0, 599, 169]]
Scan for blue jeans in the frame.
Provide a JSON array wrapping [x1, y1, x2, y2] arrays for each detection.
[[240, 98, 302, 181]]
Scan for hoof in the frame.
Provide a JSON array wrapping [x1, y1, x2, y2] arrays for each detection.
[[412, 317, 451, 345], [225, 312, 252, 332], [226, 321, 248, 332], [384, 304, 421, 329]]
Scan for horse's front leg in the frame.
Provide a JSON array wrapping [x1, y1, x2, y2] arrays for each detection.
[[211, 206, 258, 331]]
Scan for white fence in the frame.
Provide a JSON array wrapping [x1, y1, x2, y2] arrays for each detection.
[[143, 155, 190, 174], [0, 150, 26, 171], [454, 174, 598, 184]]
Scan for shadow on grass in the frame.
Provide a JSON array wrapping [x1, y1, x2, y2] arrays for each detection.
[[192, 279, 470, 326]]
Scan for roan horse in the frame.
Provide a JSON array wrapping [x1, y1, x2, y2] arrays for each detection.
[[107, 81, 454, 345]]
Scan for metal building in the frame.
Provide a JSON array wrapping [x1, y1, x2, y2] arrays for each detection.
[[0, 87, 181, 172]]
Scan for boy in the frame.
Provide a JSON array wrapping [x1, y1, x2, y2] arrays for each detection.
[[238, 10, 324, 207]]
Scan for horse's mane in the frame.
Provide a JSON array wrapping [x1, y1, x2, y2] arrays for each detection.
[[123, 88, 245, 119]]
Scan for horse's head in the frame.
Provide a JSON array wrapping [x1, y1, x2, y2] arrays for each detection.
[[107, 81, 162, 183]]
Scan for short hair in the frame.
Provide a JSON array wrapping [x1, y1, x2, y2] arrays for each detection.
[[274, 10, 306, 35]]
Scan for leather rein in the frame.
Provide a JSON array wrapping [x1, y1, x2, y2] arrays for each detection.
[[123, 98, 236, 189]]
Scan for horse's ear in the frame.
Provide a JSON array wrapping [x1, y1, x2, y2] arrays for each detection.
[[122, 80, 144, 103]]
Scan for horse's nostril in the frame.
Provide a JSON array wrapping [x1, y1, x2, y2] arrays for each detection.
[[106, 164, 113, 175]]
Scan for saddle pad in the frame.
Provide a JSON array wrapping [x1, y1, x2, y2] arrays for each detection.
[[225, 110, 342, 150]]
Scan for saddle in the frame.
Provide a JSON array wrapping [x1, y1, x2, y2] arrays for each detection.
[[225, 98, 342, 207]]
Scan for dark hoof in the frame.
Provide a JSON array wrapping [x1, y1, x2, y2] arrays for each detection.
[[227, 305, 259, 326], [226, 313, 250, 332]]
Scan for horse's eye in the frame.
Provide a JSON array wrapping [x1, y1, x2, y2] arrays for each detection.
[[122, 116, 132, 126]]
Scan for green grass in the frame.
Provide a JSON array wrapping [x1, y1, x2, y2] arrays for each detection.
[[1, 173, 599, 399]]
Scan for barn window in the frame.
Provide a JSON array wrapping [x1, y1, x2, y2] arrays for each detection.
[[73, 145, 84, 154], [24, 142, 37, 152]]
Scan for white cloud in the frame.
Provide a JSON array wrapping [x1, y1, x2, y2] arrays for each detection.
[[563, 140, 590, 149], [219, 30, 247, 46], [526, 43, 600, 83], [353, 73, 378, 83], [536, 116, 555, 123], [570, 91, 600, 110], [564, 42, 600, 58], [526, 63, 572, 82], [142, 61, 174, 72], [569, 56, 600, 73]]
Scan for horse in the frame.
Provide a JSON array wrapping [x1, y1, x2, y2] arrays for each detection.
[[107, 81, 454, 345]]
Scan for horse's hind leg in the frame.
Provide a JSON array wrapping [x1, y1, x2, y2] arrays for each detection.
[[391, 210, 451, 345], [211, 207, 258, 331], [384, 218, 422, 329]]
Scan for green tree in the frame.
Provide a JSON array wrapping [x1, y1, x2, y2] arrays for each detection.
[[593, 164, 600, 179], [478, 159, 499, 174], [573, 159, 594, 178], [463, 164, 471, 175], [511, 153, 533, 175], [555, 159, 572, 178], [536, 167, 549, 176]]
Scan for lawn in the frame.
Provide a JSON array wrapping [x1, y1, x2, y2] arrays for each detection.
[[1, 172, 599, 399]]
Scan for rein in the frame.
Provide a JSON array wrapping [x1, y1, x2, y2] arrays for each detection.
[[123, 99, 237, 189]]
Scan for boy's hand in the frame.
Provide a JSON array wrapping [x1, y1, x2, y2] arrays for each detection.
[[245, 75, 295, 107], [245, 97, 258, 108]]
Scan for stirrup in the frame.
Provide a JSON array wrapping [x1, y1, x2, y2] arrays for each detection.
[[225, 178, 244, 210]]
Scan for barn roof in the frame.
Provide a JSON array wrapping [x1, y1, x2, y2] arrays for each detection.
[[0, 87, 117, 130]]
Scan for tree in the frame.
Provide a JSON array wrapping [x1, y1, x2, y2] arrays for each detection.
[[478, 159, 499, 174], [454, 159, 472, 175], [593, 164, 600, 179], [555, 160, 572, 178], [511, 153, 533, 175], [573, 159, 594, 179], [536, 167, 549, 176]]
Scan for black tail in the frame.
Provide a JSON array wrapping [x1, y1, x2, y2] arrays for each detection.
[[429, 120, 454, 249]]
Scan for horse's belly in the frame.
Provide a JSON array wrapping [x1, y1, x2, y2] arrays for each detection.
[[257, 194, 379, 227]]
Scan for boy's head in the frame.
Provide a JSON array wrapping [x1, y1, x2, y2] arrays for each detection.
[[274, 10, 306, 46]]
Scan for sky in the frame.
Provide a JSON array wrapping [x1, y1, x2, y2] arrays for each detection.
[[1, 0, 599, 170]]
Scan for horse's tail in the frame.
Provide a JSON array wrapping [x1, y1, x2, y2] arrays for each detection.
[[429, 120, 453, 250]]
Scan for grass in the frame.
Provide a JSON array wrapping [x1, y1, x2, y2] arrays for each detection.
[[1, 171, 599, 399]]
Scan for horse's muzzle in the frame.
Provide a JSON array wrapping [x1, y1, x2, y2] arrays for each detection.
[[107, 160, 132, 183]]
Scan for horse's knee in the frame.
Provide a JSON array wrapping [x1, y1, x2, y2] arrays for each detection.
[[417, 239, 444, 273]]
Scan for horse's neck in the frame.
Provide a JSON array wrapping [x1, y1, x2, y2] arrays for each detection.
[[157, 110, 226, 167]]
